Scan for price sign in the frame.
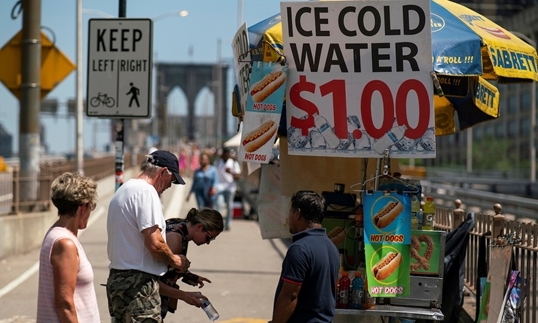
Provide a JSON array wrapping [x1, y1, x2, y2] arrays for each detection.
[[281, 0, 435, 158]]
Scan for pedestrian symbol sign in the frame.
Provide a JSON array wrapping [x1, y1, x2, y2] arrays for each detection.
[[86, 19, 152, 118]]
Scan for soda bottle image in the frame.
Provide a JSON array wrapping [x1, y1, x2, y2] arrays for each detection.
[[337, 271, 351, 309], [372, 125, 407, 154], [313, 113, 341, 149], [200, 298, 220, 321], [350, 272, 364, 309], [411, 194, 420, 230], [422, 196, 436, 230]]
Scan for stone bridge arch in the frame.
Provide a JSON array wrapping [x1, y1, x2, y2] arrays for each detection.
[[156, 62, 228, 144]]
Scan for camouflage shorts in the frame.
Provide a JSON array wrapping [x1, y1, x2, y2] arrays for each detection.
[[106, 269, 162, 323]]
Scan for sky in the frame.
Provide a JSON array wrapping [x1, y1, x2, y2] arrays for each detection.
[[0, 0, 294, 155]]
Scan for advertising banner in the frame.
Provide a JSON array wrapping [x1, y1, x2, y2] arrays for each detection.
[[280, 0, 435, 158], [231, 23, 252, 116], [363, 191, 411, 297], [238, 61, 287, 164]]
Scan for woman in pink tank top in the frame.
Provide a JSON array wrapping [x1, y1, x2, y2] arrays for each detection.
[[36, 173, 101, 323]]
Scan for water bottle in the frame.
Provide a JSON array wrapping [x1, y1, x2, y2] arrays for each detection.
[[411, 194, 420, 230], [372, 124, 407, 154], [337, 271, 351, 309], [422, 196, 436, 230], [350, 272, 364, 309], [200, 298, 219, 321], [313, 113, 341, 149]]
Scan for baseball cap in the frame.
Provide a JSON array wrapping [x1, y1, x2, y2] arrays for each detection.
[[148, 150, 185, 185]]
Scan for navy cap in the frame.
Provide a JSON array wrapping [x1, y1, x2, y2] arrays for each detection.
[[148, 150, 185, 185]]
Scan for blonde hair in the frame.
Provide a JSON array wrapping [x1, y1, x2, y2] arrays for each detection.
[[51, 172, 98, 217]]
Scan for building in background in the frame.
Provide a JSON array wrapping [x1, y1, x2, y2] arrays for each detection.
[[0, 123, 12, 158], [427, 2, 538, 179]]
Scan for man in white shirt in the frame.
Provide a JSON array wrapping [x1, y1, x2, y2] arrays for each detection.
[[214, 148, 241, 230], [106, 150, 190, 322]]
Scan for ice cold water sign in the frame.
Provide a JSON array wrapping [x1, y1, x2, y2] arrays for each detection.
[[281, 0, 436, 158]]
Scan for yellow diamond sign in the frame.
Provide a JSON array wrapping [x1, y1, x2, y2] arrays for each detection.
[[0, 30, 76, 100]]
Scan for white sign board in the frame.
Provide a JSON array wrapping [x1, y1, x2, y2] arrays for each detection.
[[86, 19, 152, 118], [231, 23, 251, 115], [281, 1, 435, 158]]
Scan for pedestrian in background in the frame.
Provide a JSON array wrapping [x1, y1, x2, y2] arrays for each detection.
[[36, 172, 100, 323], [159, 207, 224, 320], [271, 190, 340, 323], [187, 152, 218, 209], [106, 150, 190, 322], [214, 148, 241, 230]]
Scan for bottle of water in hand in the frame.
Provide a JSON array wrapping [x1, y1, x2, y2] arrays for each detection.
[[200, 298, 219, 321]]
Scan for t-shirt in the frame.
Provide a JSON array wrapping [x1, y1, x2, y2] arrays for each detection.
[[107, 178, 168, 276], [215, 158, 241, 192], [274, 228, 339, 323], [37, 227, 100, 323]]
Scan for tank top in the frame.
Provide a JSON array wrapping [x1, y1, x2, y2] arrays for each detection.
[[37, 227, 100, 323]]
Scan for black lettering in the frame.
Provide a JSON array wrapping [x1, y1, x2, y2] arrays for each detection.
[[314, 7, 329, 36], [290, 43, 323, 72], [324, 44, 348, 72], [396, 42, 419, 71], [109, 29, 118, 52], [132, 29, 142, 51], [287, 7, 293, 37], [371, 43, 391, 72], [403, 5, 425, 35], [384, 6, 400, 35], [345, 43, 368, 72], [295, 7, 312, 37], [339, 7, 356, 37], [97, 29, 106, 51], [121, 29, 129, 51], [358, 6, 381, 37]]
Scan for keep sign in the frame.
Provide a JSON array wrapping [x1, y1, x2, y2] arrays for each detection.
[[281, 1, 435, 158], [86, 19, 152, 118]]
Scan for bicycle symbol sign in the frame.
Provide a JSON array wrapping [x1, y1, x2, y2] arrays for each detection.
[[90, 93, 115, 108], [86, 18, 152, 118]]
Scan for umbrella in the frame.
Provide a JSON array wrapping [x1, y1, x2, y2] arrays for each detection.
[[246, 0, 538, 135]]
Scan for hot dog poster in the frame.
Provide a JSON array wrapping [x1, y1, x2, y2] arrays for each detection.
[[238, 61, 287, 164], [363, 191, 410, 297], [280, 0, 435, 159]]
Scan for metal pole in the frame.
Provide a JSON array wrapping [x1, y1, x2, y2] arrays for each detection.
[[19, 0, 41, 202], [216, 38, 223, 147], [467, 128, 472, 173], [529, 81, 536, 183], [76, 0, 84, 175], [115, 0, 127, 191]]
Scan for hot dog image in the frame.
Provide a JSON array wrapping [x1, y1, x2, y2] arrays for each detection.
[[242, 119, 278, 153], [327, 226, 346, 246], [372, 252, 402, 281], [373, 201, 403, 229], [250, 70, 286, 103]]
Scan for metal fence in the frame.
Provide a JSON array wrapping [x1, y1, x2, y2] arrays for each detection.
[[0, 153, 145, 215], [436, 202, 538, 323]]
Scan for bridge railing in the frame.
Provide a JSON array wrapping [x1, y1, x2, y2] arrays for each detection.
[[436, 201, 538, 323], [1, 153, 146, 215]]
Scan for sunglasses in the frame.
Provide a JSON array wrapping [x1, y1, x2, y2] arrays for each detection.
[[206, 231, 215, 243]]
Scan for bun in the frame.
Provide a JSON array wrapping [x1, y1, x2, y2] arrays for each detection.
[[242, 120, 277, 153], [372, 252, 402, 281], [327, 226, 346, 246], [373, 201, 403, 229], [250, 70, 286, 103]]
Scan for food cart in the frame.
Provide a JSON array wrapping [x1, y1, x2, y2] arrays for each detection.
[[231, 1, 446, 321], [229, 0, 534, 320]]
